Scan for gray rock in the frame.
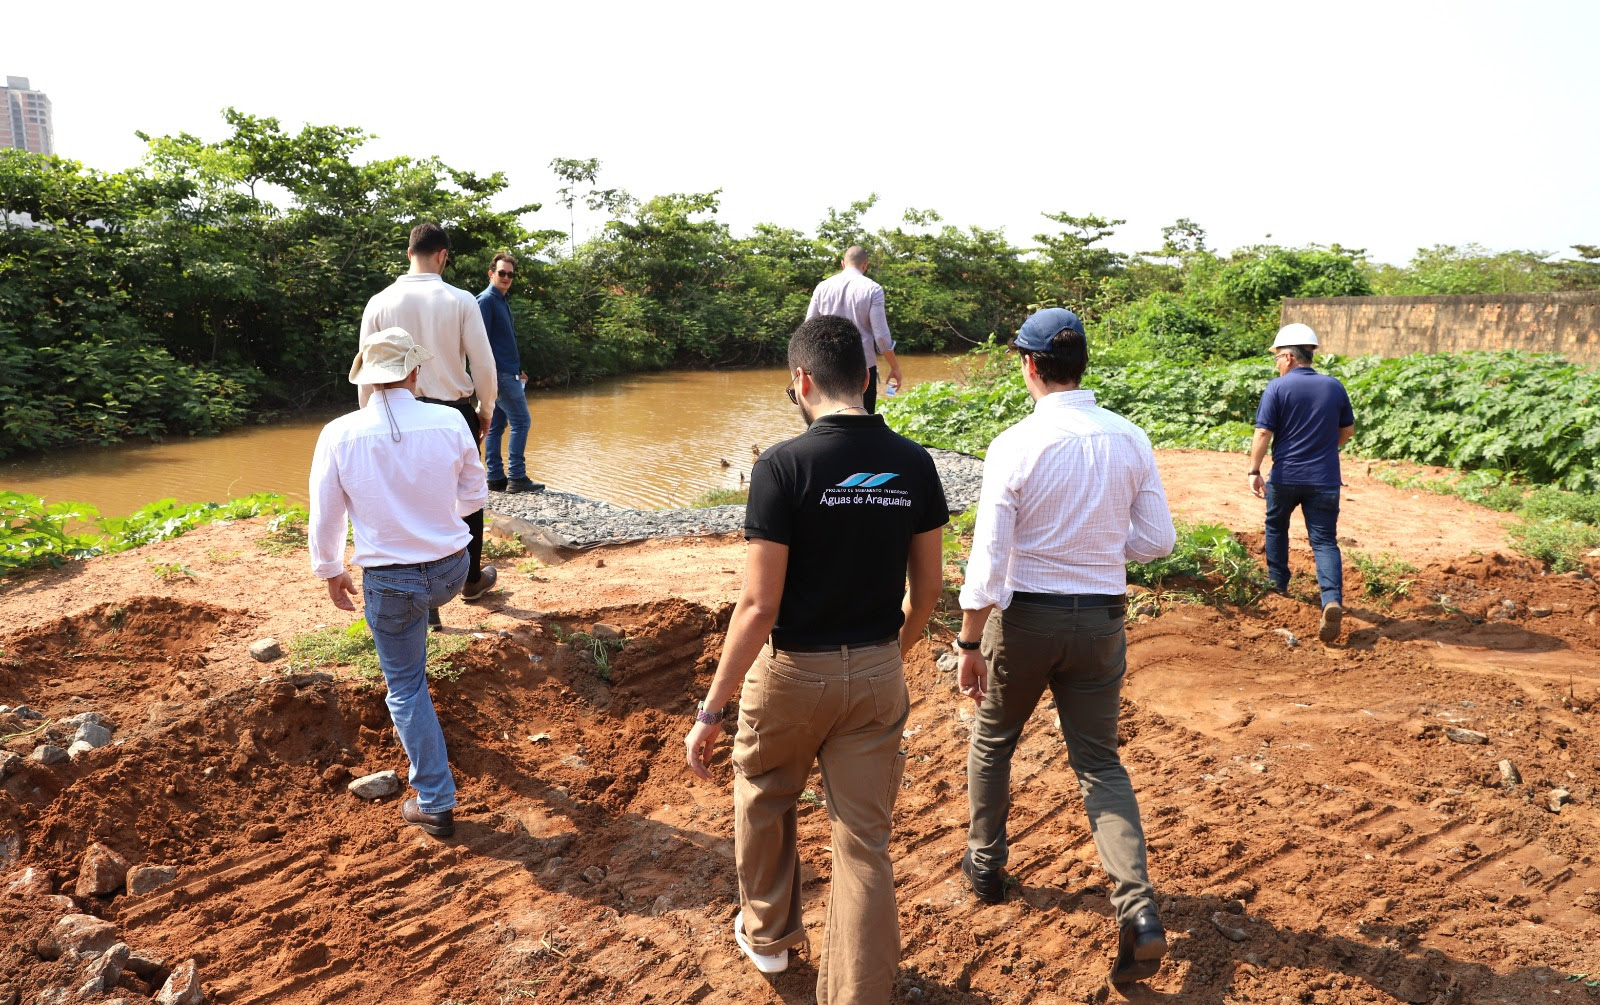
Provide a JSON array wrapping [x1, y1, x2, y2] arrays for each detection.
[[38, 914, 119, 960], [73, 722, 113, 749], [1273, 628, 1299, 648], [4, 865, 52, 898], [581, 865, 607, 884], [1499, 759, 1521, 786], [126, 864, 179, 896], [78, 941, 131, 995], [590, 623, 622, 641], [156, 959, 205, 1005], [1549, 788, 1573, 813], [1445, 728, 1489, 745], [124, 952, 166, 980], [11, 705, 44, 721], [1210, 911, 1249, 942], [347, 770, 401, 800], [1530, 606, 1553, 617], [249, 638, 283, 662], [30, 744, 69, 765], [74, 842, 129, 897], [0, 831, 17, 870], [0, 751, 20, 782], [67, 741, 96, 761], [935, 651, 959, 674], [57, 712, 107, 730]]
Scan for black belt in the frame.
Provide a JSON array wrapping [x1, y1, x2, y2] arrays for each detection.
[[367, 548, 466, 572], [1012, 592, 1126, 610], [417, 395, 473, 407], [772, 634, 898, 653]]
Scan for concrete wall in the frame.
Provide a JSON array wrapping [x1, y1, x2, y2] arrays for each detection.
[[1280, 293, 1600, 363]]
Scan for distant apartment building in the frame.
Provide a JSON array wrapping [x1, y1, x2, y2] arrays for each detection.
[[2, 76, 54, 155]]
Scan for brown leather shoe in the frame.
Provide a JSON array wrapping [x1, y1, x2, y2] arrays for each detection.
[[402, 796, 455, 837]]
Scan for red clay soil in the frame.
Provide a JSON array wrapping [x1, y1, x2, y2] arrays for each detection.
[[2, 452, 1598, 1004]]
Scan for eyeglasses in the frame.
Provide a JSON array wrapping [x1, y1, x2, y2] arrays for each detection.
[[495, 269, 515, 279], [785, 369, 803, 405]]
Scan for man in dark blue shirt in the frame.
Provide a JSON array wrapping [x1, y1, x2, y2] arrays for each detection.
[[477, 252, 542, 493], [1248, 323, 1355, 643]]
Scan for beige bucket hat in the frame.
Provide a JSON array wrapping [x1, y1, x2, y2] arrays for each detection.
[[349, 328, 434, 385]]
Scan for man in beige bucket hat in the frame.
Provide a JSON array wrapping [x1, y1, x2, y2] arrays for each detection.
[[309, 328, 488, 837]]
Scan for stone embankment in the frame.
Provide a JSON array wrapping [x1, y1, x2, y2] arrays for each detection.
[[488, 447, 983, 549]]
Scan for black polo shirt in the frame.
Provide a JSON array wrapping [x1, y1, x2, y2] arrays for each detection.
[[745, 413, 949, 648]]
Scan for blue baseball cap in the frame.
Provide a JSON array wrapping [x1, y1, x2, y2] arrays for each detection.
[[1012, 308, 1085, 353]]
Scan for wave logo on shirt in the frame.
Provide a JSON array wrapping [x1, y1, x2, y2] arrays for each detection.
[[836, 472, 899, 488]]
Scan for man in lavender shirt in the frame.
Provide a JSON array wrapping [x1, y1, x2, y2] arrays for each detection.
[[805, 245, 901, 413]]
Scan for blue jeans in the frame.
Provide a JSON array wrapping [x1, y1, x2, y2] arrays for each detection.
[[1264, 483, 1343, 606], [361, 549, 470, 812], [484, 372, 531, 481]]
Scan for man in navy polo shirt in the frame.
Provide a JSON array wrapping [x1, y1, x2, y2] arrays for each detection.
[[477, 251, 542, 494], [1248, 322, 1355, 643]]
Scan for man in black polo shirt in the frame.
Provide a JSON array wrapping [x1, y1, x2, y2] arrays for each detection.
[[684, 314, 948, 1005]]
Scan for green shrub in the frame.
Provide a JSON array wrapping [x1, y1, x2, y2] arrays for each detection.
[[1507, 520, 1600, 573], [1129, 522, 1271, 605], [1350, 552, 1418, 599], [689, 487, 748, 507], [289, 618, 475, 681]]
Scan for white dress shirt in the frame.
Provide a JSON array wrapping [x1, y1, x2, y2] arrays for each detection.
[[357, 273, 497, 411], [959, 389, 1176, 610], [309, 390, 488, 579], [805, 267, 895, 368]]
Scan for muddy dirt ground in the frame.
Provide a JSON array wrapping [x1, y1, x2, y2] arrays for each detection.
[[2, 451, 1598, 1004]]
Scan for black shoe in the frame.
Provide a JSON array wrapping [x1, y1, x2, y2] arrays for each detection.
[[401, 796, 455, 837], [486, 478, 507, 492], [428, 607, 443, 632], [460, 565, 498, 601], [960, 850, 1006, 904], [1109, 908, 1168, 985], [505, 477, 544, 494]]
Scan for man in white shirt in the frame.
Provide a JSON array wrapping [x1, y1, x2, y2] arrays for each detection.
[[310, 328, 489, 838], [805, 246, 901, 413], [359, 223, 499, 620], [954, 308, 1177, 987]]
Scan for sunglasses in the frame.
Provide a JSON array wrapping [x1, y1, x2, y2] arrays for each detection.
[[494, 269, 515, 279], [785, 369, 803, 405]]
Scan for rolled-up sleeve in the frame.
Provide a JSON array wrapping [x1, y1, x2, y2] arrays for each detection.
[[959, 438, 1020, 611], [868, 285, 894, 354], [308, 430, 350, 580], [1124, 450, 1176, 562]]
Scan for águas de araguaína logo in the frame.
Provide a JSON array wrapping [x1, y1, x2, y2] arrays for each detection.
[[821, 472, 912, 508]]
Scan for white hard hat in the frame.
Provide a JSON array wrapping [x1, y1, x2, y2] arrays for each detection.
[[1271, 323, 1319, 349]]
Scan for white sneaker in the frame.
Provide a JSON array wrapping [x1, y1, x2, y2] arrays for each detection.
[[733, 910, 788, 974]]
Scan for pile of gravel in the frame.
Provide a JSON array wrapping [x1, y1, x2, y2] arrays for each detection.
[[490, 447, 982, 549]]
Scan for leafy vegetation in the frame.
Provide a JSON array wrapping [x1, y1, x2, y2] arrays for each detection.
[[1127, 523, 1272, 606], [1350, 552, 1418, 600], [482, 534, 528, 559], [7, 108, 1594, 461], [2, 490, 300, 575], [689, 487, 749, 507]]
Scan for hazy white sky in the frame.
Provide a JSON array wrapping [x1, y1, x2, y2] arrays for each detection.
[[8, 0, 1597, 265]]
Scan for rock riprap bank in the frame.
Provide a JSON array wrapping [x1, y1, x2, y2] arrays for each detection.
[[490, 447, 983, 549]]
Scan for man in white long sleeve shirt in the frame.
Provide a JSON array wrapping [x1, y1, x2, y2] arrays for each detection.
[[310, 329, 488, 838], [805, 245, 900, 413], [359, 222, 499, 620], [954, 308, 1176, 988]]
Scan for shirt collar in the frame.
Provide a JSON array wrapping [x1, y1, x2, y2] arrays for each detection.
[[362, 388, 417, 407], [807, 411, 884, 430], [841, 267, 865, 277], [482, 284, 506, 301], [1031, 388, 1097, 413]]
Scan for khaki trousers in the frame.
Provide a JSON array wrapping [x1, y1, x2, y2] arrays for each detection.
[[966, 601, 1156, 924], [732, 639, 909, 1005]]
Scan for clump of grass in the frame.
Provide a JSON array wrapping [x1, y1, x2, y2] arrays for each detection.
[[1128, 522, 1270, 606], [1508, 520, 1600, 574], [553, 625, 626, 681], [289, 618, 475, 681], [258, 511, 309, 555], [690, 487, 748, 507], [482, 535, 527, 560], [1351, 551, 1418, 599], [799, 787, 823, 806], [149, 561, 195, 581]]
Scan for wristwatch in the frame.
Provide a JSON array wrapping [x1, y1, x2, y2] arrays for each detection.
[[694, 700, 722, 725], [955, 638, 981, 651]]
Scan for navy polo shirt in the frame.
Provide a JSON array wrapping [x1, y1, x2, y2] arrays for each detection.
[[1254, 366, 1354, 487], [476, 286, 522, 377]]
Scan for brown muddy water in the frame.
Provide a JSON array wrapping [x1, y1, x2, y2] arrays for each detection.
[[0, 356, 974, 515]]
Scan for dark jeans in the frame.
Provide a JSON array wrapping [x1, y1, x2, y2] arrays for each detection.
[[417, 395, 486, 584], [1264, 482, 1343, 606], [967, 601, 1155, 925]]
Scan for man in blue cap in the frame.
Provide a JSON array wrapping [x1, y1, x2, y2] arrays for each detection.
[[954, 307, 1176, 987]]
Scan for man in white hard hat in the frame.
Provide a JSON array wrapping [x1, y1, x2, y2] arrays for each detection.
[[1247, 323, 1355, 643], [309, 328, 488, 837]]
